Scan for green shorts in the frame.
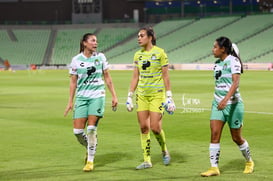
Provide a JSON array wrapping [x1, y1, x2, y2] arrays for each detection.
[[73, 97, 105, 119], [136, 94, 165, 113], [210, 100, 244, 129]]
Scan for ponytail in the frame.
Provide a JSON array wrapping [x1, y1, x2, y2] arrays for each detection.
[[216, 36, 243, 73], [231, 43, 243, 73]]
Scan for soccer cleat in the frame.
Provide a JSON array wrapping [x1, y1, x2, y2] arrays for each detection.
[[136, 162, 152, 170], [83, 161, 94, 172], [201, 167, 220, 177], [162, 151, 171, 165], [243, 161, 254, 174]]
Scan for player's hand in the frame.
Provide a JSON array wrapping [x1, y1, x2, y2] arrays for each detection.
[[64, 103, 73, 117], [164, 91, 176, 115], [217, 98, 227, 110], [126, 92, 134, 112], [112, 97, 118, 112]]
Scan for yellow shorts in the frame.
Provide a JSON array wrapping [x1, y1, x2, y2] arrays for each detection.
[[136, 94, 165, 113]]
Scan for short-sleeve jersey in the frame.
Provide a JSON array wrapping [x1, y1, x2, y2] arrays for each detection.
[[213, 55, 242, 104], [69, 52, 109, 100], [133, 46, 168, 96]]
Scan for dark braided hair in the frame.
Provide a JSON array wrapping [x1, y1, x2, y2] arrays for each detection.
[[216, 36, 243, 73]]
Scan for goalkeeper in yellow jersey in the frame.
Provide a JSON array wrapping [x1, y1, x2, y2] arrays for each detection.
[[126, 27, 176, 170]]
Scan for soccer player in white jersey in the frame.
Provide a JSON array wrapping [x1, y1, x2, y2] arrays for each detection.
[[64, 33, 118, 172], [126, 27, 176, 170], [201, 36, 254, 177]]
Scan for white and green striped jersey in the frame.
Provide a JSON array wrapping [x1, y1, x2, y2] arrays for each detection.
[[69, 52, 109, 100], [213, 55, 242, 104]]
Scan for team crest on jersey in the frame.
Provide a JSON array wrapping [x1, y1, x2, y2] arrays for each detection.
[[94, 59, 100, 66], [151, 54, 157, 60], [223, 63, 227, 70]]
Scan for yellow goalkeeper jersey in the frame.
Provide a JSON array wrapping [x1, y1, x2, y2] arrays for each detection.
[[133, 46, 169, 96]]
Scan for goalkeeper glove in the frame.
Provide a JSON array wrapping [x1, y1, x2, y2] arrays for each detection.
[[126, 92, 134, 112], [163, 91, 176, 115]]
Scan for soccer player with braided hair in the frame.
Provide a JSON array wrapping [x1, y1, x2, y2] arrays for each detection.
[[201, 36, 254, 177], [126, 27, 176, 170]]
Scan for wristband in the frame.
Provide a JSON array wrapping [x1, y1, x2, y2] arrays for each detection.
[[128, 92, 134, 97], [166, 90, 172, 97]]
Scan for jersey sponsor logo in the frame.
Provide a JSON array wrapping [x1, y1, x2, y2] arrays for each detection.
[[158, 105, 162, 111], [216, 85, 226, 88], [80, 62, 84, 67], [71, 68, 77, 72], [139, 56, 142, 60], [141, 75, 153, 78], [87, 66, 96, 76], [83, 80, 99, 84], [142, 60, 151, 70], [83, 66, 97, 84], [215, 70, 222, 80], [234, 65, 241, 72]]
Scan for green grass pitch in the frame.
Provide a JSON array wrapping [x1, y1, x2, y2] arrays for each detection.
[[0, 69, 272, 181]]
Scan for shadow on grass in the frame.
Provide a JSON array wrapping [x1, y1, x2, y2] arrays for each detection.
[[220, 159, 246, 174], [95, 151, 134, 168], [152, 151, 189, 165]]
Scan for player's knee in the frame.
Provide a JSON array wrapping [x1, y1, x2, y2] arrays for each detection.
[[140, 127, 149, 134]]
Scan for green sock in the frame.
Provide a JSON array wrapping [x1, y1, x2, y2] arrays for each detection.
[[154, 129, 167, 152], [140, 133, 151, 163]]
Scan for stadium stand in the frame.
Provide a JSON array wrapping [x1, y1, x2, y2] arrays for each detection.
[[106, 19, 194, 63], [167, 14, 273, 63], [0, 29, 50, 64], [198, 14, 273, 63], [254, 51, 273, 63], [51, 27, 137, 64], [0, 14, 272, 66], [51, 29, 96, 64], [97, 27, 137, 52], [107, 16, 239, 64], [238, 26, 273, 62], [158, 16, 239, 51], [0, 30, 10, 41]]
